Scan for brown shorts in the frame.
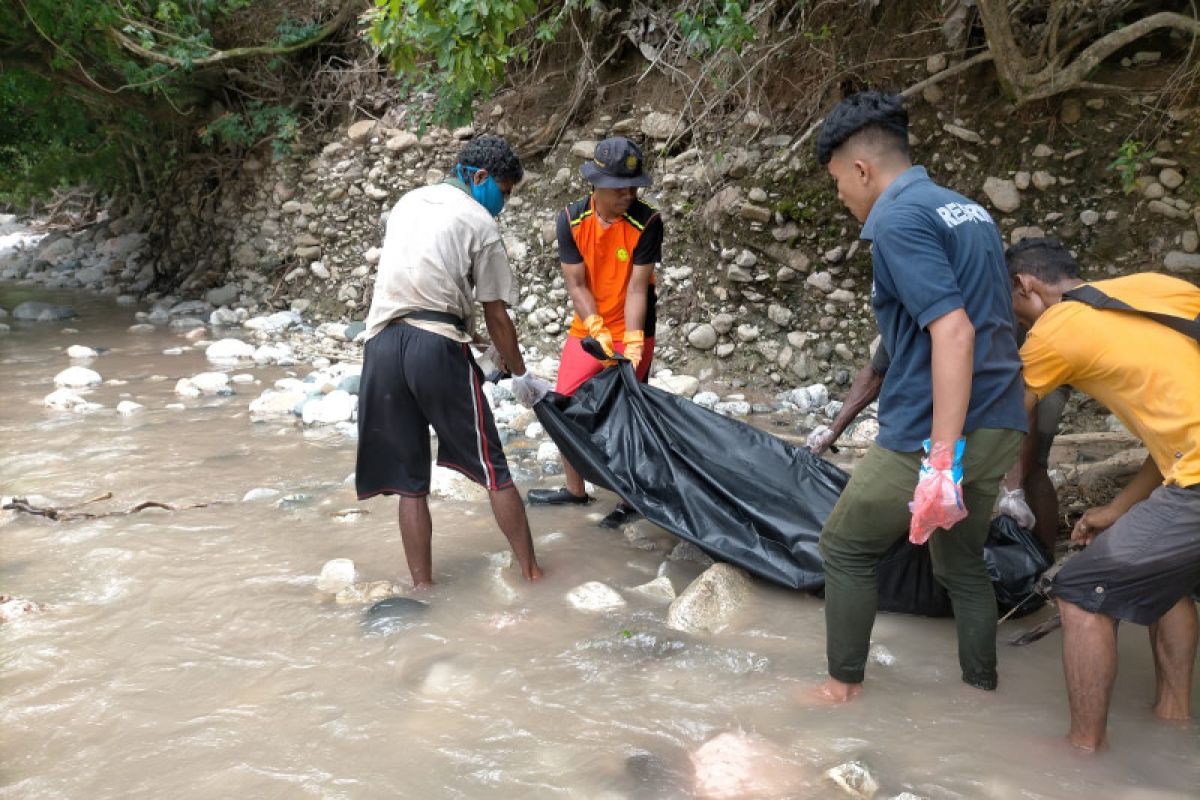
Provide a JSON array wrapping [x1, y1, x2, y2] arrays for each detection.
[[1052, 484, 1200, 625]]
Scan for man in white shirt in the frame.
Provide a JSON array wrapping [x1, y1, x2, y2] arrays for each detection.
[[356, 135, 544, 589]]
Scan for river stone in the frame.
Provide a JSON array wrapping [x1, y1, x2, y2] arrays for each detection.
[[1164, 251, 1200, 273], [249, 389, 304, 418], [711, 313, 735, 334], [188, 372, 231, 395], [66, 345, 98, 359], [336, 581, 401, 605], [688, 324, 718, 351], [430, 464, 488, 501], [630, 574, 676, 602], [982, 177, 1020, 212], [735, 324, 759, 343], [1079, 209, 1099, 226], [666, 563, 750, 634], [14, 301, 76, 321], [1010, 226, 1045, 244], [826, 761, 879, 799], [347, 119, 378, 143], [571, 139, 598, 159], [116, 400, 144, 416], [1031, 171, 1056, 191], [44, 388, 87, 410], [943, 123, 982, 143], [128, 323, 155, 334], [54, 366, 101, 387], [642, 112, 681, 140], [692, 391, 719, 410], [317, 558, 358, 593], [206, 338, 255, 363], [242, 487, 282, 502], [205, 284, 240, 307], [650, 374, 700, 397], [1159, 168, 1184, 189], [806, 271, 835, 293], [361, 596, 429, 634], [566, 581, 626, 612], [691, 731, 807, 799], [301, 389, 355, 424]]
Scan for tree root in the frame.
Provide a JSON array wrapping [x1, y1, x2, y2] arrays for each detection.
[[3, 492, 220, 522]]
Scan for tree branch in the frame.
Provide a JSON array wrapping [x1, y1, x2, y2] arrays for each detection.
[[108, 0, 357, 68]]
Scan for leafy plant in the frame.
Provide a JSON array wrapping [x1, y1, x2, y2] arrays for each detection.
[[1107, 139, 1156, 194], [368, 0, 540, 124], [674, 1, 756, 57]]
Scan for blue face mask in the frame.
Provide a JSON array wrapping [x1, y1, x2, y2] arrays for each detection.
[[456, 165, 505, 217]]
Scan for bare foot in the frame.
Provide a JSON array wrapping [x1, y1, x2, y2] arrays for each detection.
[[523, 563, 545, 582], [1152, 702, 1191, 724], [1066, 730, 1108, 753], [411, 580, 434, 591], [800, 678, 863, 705]]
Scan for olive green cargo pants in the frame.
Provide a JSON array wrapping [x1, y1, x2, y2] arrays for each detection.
[[819, 428, 1024, 689]]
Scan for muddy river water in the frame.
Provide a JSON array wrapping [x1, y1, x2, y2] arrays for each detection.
[[1, 286, 1197, 799]]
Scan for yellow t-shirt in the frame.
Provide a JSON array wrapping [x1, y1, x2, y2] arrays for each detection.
[[1020, 273, 1200, 487]]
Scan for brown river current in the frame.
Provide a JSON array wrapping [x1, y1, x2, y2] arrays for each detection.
[[1, 286, 1197, 799]]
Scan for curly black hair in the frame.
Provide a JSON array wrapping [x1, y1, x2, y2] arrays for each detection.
[[1005, 236, 1081, 283], [456, 135, 523, 184], [815, 91, 909, 166]]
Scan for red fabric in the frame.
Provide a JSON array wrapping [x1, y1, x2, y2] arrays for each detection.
[[555, 334, 655, 397]]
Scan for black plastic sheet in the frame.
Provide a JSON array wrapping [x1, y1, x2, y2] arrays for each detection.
[[534, 363, 1048, 616]]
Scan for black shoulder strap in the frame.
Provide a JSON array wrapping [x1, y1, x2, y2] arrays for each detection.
[[1063, 284, 1200, 344]]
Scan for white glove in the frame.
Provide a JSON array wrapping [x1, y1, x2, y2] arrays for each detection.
[[997, 486, 1037, 529], [806, 425, 837, 455], [511, 373, 552, 408]]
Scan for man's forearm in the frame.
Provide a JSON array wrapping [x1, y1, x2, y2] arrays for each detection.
[[1110, 455, 1162, 515], [928, 310, 974, 444], [483, 303, 526, 376], [1004, 390, 1041, 489], [623, 291, 647, 335], [828, 364, 884, 438]]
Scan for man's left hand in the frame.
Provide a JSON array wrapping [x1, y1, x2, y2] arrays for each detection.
[[909, 438, 968, 544], [623, 330, 645, 370]]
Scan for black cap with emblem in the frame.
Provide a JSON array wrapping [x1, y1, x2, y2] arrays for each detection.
[[579, 136, 652, 188]]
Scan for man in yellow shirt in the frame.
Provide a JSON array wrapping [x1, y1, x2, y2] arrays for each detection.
[[1007, 237, 1200, 752]]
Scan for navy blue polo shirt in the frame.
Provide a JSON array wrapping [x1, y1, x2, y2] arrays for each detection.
[[861, 166, 1027, 452]]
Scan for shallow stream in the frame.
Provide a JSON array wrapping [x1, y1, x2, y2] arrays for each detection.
[[2, 286, 1197, 799]]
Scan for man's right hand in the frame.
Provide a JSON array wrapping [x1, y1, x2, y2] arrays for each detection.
[[583, 314, 615, 359], [806, 426, 837, 455]]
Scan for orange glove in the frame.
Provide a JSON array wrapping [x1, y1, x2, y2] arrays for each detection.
[[622, 329, 644, 370], [584, 314, 616, 362]]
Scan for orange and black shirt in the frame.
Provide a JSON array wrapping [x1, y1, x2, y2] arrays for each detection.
[[556, 194, 663, 340]]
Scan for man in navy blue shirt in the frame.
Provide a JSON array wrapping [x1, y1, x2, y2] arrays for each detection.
[[811, 91, 1027, 703]]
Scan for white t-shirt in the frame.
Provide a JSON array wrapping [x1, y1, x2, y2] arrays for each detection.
[[363, 181, 517, 343]]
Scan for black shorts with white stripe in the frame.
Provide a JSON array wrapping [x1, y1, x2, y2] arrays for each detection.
[[355, 321, 512, 499]]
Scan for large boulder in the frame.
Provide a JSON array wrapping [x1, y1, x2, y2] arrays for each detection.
[[666, 563, 750, 634]]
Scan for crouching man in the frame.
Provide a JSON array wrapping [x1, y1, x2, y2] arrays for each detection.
[[1007, 237, 1200, 751]]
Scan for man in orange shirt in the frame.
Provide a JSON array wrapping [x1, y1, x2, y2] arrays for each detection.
[[1006, 237, 1200, 752], [527, 137, 663, 528]]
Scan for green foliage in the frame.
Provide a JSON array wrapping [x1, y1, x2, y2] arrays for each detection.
[[368, 0, 540, 124], [674, 1, 756, 57], [200, 103, 299, 159], [1107, 139, 1156, 194]]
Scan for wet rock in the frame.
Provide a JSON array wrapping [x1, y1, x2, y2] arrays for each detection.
[[54, 366, 101, 387], [14, 301, 76, 321], [667, 563, 750, 634], [691, 731, 807, 800], [982, 177, 1020, 213], [688, 324, 718, 351], [116, 400, 144, 416], [692, 391, 719, 410], [67, 345, 98, 359], [317, 558, 358, 593], [301, 389, 355, 425], [206, 338, 256, 363], [249, 389, 305, 418], [631, 572, 677, 602], [536, 441, 560, 462], [360, 596, 428, 633], [242, 487, 282, 502], [566, 581, 627, 612], [826, 760, 879, 799], [43, 388, 88, 410], [127, 323, 155, 334], [0, 595, 45, 624], [189, 372, 232, 395], [429, 464, 488, 502]]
